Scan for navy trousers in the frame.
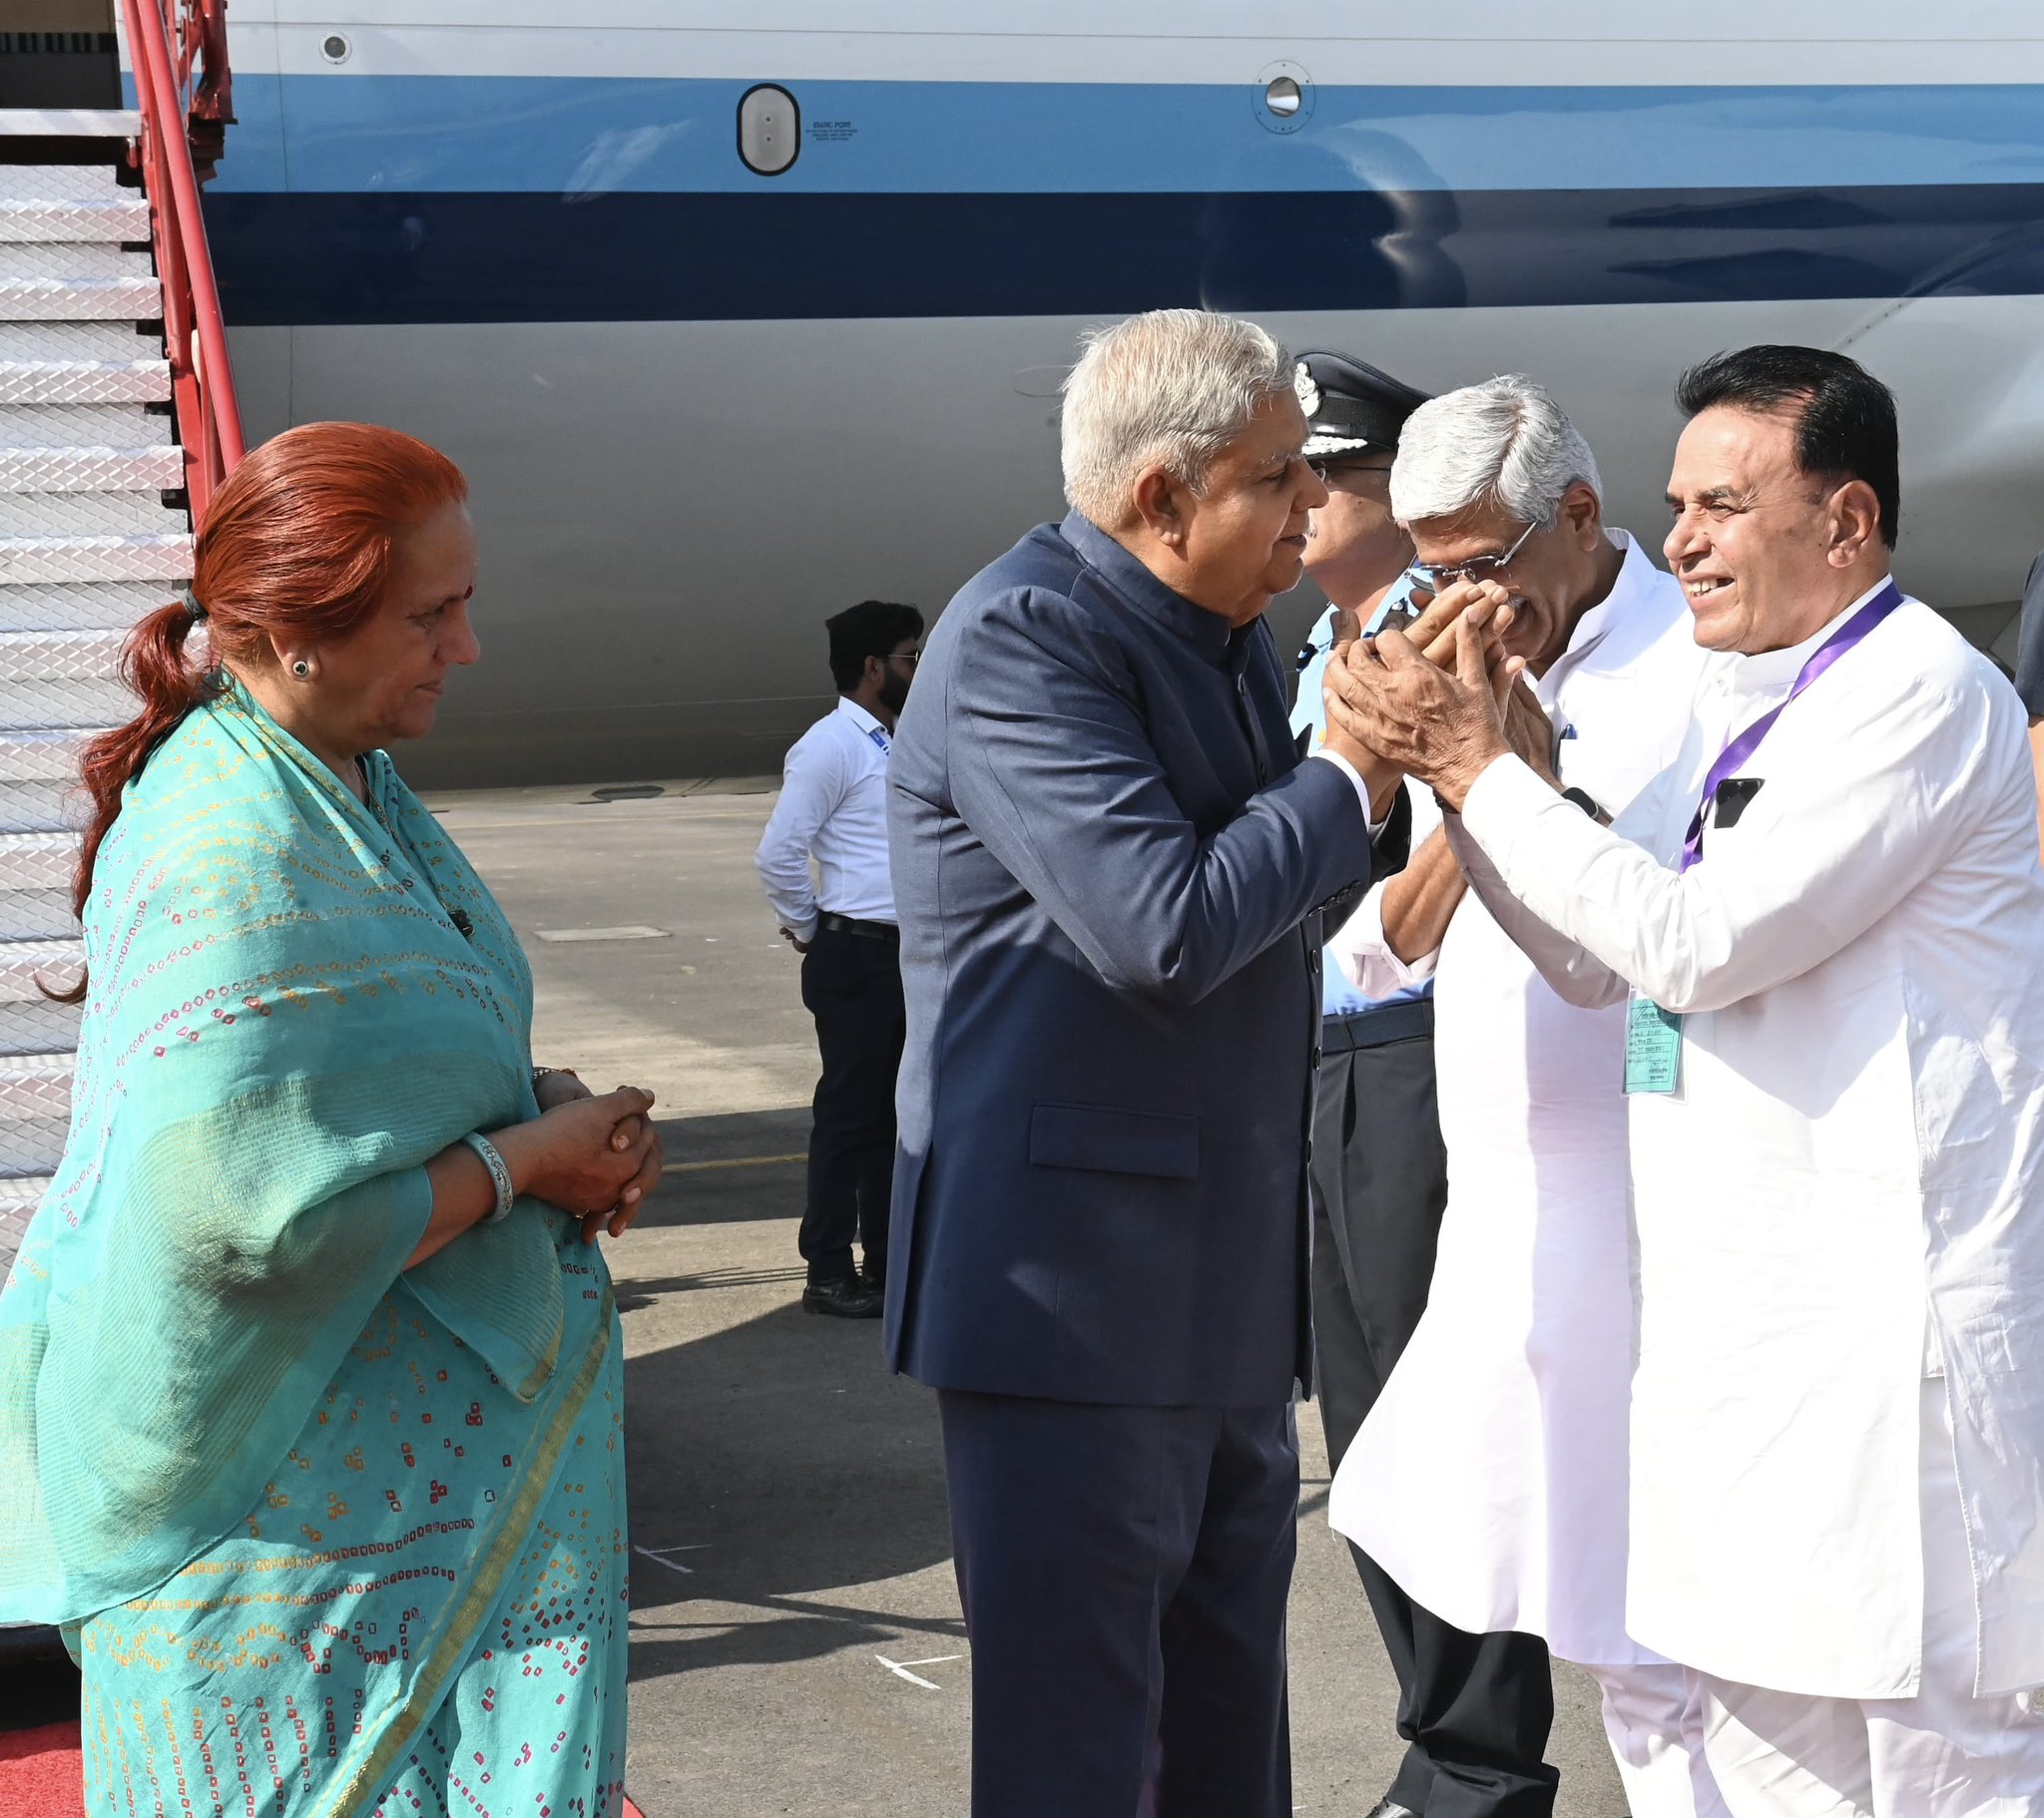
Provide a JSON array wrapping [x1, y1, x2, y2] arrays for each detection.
[[937, 1390, 1297, 1818]]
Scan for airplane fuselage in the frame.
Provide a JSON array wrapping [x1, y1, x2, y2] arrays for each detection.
[[198, 2, 2044, 785]]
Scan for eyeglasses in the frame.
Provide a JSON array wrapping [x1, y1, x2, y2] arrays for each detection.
[[1405, 519, 1539, 595], [1307, 458, 1394, 487], [889, 651, 921, 668]]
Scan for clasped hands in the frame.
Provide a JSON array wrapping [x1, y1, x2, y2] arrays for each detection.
[[495, 1069, 666, 1245], [1319, 580, 1557, 814]]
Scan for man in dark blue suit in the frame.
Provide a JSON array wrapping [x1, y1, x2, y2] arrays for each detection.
[[886, 308, 1410, 1816]]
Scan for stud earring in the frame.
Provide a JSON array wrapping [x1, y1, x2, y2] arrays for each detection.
[[291, 660, 311, 679]]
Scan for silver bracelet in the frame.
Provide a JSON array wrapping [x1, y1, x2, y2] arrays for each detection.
[[460, 1132, 516, 1223]]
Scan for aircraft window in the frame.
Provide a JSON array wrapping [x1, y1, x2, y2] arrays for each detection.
[[320, 33, 349, 63], [1255, 63, 1313, 134], [739, 84, 801, 177]]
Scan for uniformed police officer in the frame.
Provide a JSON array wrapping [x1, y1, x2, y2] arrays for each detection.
[[1292, 352, 1559, 1818]]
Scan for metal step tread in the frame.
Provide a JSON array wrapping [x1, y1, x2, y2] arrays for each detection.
[[0, 1179, 53, 1265], [0, 832, 78, 940], [0, 729, 101, 778], [0, 493, 188, 536], [0, 831, 76, 876], [0, 725, 96, 832], [0, 198, 152, 243], [0, 581, 164, 635], [0, 359, 171, 405], [0, 275, 163, 322], [0, 1051, 73, 1105], [0, 166, 125, 205], [0, 580, 167, 633], [0, 936, 81, 972], [0, 532, 191, 584], [0, 626, 128, 673], [0, 682, 136, 733], [0, 939, 81, 997], [0, 443, 182, 491], [0, 1057, 75, 1167], [0, 830, 77, 940], [0, 112, 141, 140], [0, 406, 167, 454], [0, 742, 93, 815], [0, 943, 84, 1055], [0, 244, 154, 283], [0, 1148, 64, 1186], [0, 321, 156, 360]]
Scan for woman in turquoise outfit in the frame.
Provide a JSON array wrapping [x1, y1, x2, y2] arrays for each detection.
[[0, 423, 662, 1816]]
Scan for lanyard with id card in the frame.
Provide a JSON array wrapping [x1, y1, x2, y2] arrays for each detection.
[[1623, 578, 1906, 1097]]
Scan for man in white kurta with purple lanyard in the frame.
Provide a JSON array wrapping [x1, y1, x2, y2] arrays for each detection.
[[1325, 344, 2044, 1815], [1323, 376, 1728, 1818]]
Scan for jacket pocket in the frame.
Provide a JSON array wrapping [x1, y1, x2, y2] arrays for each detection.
[[1029, 1102, 1200, 1179]]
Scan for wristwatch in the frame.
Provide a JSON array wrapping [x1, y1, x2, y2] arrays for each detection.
[[1560, 786, 1605, 820]]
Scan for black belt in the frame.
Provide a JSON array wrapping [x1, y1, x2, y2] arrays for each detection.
[[818, 912, 899, 942], [1320, 997, 1433, 1054]]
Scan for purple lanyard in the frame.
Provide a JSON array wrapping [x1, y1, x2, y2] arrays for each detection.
[[1679, 580, 1904, 872]]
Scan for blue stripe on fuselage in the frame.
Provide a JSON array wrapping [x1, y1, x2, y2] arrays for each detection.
[[201, 185, 2044, 325], [203, 74, 2044, 198]]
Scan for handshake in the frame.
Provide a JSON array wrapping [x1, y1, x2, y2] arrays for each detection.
[[1318, 579, 1561, 815]]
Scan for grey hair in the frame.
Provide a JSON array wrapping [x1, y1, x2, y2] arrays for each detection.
[[1388, 374, 1602, 530], [1060, 309, 1294, 522]]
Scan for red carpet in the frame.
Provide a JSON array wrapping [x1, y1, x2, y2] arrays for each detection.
[[0, 1732, 645, 1817], [0, 1720, 82, 1815]]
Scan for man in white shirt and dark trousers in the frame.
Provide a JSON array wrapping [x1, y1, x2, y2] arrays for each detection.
[[1291, 352, 1564, 1818], [757, 599, 924, 1318], [1327, 345, 2044, 1815]]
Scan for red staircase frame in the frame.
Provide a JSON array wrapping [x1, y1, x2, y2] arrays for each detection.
[[119, 0, 245, 521]]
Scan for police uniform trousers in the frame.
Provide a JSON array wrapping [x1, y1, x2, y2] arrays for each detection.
[[1309, 998, 1560, 1818], [798, 913, 905, 1284]]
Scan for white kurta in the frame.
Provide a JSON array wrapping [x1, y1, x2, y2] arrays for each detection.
[[1448, 586, 2044, 1700], [1325, 534, 1709, 1665]]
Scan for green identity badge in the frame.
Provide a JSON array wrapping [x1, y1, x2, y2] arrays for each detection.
[[1624, 992, 1684, 1097]]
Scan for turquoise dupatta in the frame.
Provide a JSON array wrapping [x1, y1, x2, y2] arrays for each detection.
[[0, 677, 585, 1626]]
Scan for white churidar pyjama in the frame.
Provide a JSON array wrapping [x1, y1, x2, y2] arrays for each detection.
[[1584, 1660, 1734, 1818], [1692, 1385, 2044, 1817]]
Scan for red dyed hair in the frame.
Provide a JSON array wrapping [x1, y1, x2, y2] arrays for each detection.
[[67, 419, 468, 929]]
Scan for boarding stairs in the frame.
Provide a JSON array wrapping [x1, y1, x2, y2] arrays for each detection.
[[0, 5, 240, 1272]]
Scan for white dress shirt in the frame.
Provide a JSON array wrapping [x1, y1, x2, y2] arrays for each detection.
[[1327, 532, 1712, 1666], [1449, 582, 2044, 1701], [755, 697, 897, 938]]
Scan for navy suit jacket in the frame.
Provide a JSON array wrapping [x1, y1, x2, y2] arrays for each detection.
[[884, 512, 1408, 1407]]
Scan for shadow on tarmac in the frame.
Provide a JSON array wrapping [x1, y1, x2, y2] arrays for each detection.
[[619, 1238, 959, 1686], [637, 1109, 814, 1229]]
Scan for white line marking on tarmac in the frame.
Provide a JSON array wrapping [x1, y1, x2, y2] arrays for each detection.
[[633, 1544, 713, 1577], [875, 1652, 962, 1690], [533, 925, 670, 942]]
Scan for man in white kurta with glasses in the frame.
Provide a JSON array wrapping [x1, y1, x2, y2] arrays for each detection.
[[1325, 375, 1726, 1818], [1323, 343, 2044, 1816]]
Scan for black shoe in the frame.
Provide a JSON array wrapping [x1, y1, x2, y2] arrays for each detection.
[[1365, 1801, 1421, 1818], [860, 1259, 886, 1294], [802, 1274, 882, 1319]]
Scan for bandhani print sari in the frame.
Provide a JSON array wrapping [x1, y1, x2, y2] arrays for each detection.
[[0, 679, 629, 1816]]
